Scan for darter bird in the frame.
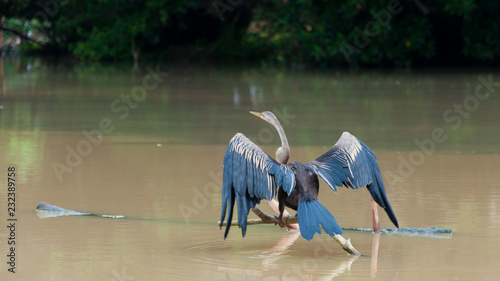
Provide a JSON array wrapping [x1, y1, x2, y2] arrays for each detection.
[[220, 111, 399, 241]]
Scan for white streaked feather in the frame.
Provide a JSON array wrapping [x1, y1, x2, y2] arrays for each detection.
[[312, 160, 331, 171], [229, 133, 295, 198], [338, 132, 362, 178], [303, 131, 373, 192]]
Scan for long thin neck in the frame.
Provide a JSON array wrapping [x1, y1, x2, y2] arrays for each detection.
[[273, 121, 290, 164], [276, 124, 289, 154]]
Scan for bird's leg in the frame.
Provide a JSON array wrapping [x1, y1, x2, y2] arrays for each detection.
[[264, 199, 299, 230], [275, 190, 288, 228], [371, 198, 380, 234]]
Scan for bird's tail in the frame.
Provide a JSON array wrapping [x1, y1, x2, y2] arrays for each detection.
[[297, 199, 343, 241]]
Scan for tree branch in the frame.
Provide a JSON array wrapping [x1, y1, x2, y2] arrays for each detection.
[[262, 199, 299, 229], [0, 24, 41, 45]]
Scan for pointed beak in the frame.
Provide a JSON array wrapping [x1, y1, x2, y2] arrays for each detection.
[[249, 111, 264, 119]]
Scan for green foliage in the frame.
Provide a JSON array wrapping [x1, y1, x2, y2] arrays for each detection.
[[248, 0, 436, 66], [0, 0, 499, 66], [458, 1, 500, 60], [59, 0, 199, 60]]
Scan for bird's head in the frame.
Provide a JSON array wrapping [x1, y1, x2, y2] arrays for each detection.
[[250, 110, 289, 164], [249, 111, 279, 126]]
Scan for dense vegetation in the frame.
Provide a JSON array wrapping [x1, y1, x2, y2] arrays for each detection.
[[1, 0, 499, 67]]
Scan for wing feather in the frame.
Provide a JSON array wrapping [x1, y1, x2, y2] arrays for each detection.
[[305, 132, 374, 191], [305, 132, 399, 228], [220, 133, 296, 238]]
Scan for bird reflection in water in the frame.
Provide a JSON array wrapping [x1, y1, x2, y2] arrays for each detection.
[[371, 233, 381, 278], [218, 229, 385, 280]]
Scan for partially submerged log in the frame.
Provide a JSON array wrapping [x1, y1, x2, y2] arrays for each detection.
[[36, 201, 124, 219], [344, 226, 452, 238], [220, 217, 452, 237], [219, 206, 453, 254]]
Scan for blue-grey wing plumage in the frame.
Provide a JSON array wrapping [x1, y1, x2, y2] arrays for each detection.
[[305, 132, 399, 228], [220, 133, 296, 238]]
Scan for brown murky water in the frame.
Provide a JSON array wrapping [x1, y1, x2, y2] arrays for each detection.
[[1, 57, 500, 280]]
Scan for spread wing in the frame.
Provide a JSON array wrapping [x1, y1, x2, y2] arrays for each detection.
[[220, 133, 296, 238], [304, 132, 398, 228]]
